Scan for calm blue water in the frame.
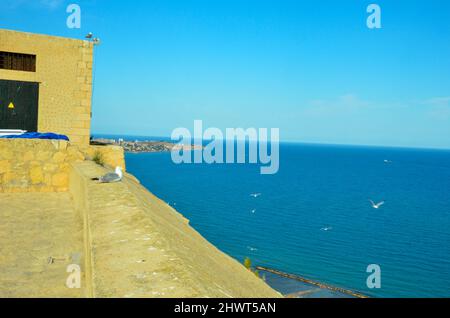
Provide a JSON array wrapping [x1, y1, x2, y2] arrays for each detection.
[[123, 142, 450, 298]]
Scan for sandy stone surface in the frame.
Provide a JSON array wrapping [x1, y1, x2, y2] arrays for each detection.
[[0, 192, 85, 297], [74, 162, 280, 298], [0, 161, 280, 298]]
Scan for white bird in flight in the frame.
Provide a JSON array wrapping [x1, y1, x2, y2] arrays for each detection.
[[369, 200, 385, 209], [250, 193, 261, 198]]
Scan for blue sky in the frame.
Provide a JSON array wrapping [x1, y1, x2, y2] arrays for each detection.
[[1, 0, 450, 148]]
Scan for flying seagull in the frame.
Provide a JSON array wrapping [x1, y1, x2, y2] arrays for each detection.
[[250, 193, 261, 198], [369, 200, 385, 209], [91, 167, 123, 183], [85, 32, 93, 39]]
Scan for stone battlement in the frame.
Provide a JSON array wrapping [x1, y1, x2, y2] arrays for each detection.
[[0, 139, 84, 192], [0, 138, 125, 193]]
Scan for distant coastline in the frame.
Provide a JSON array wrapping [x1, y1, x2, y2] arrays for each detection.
[[91, 138, 202, 153], [92, 134, 450, 153]]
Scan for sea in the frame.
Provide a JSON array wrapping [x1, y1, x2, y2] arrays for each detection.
[[97, 135, 450, 298]]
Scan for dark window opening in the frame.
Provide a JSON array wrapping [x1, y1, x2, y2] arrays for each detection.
[[0, 51, 36, 72]]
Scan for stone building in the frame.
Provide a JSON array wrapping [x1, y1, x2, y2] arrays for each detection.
[[0, 29, 93, 145], [0, 31, 280, 299]]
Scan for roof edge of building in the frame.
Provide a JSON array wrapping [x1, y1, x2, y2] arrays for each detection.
[[0, 28, 92, 45]]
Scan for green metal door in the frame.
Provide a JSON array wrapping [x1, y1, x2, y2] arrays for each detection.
[[0, 80, 39, 132]]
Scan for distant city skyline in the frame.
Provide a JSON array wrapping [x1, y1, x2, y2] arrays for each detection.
[[1, 0, 449, 149]]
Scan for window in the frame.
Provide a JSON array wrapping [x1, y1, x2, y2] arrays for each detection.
[[0, 51, 36, 72]]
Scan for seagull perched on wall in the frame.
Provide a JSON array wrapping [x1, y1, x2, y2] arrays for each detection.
[[91, 167, 123, 183]]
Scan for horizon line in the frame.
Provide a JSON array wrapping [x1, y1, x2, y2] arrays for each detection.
[[91, 132, 450, 152]]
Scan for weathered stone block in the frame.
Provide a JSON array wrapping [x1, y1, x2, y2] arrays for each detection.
[[36, 151, 52, 161], [23, 151, 35, 162], [43, 163, 58, 173], [0, 160, 11, 174], [2, 172, 16, 183], [52, 173, 69, 187], [1, 148, 14, 160], [52, 152, 67, 163], [59, 163, 71, 173], [30, 166, 44, 185]]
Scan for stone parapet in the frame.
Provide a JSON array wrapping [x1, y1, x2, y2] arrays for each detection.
[[0, 139, 85, 193], [81, 145, 126, 171]]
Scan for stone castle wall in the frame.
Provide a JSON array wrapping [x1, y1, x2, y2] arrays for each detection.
[[0, 139, 126, 193], [0, 139, 85, 193], [0, 29, 93, 146], [83, 145, 126, 171], [67, 161, 280, 298]]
